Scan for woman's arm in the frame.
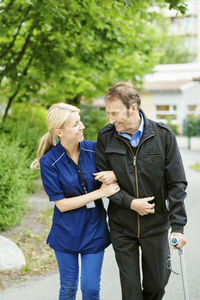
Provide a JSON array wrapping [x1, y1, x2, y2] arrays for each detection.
[[93, 171, 117, 184], [55, 182, 119, 212]]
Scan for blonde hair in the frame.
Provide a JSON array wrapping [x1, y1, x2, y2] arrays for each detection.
[[31, 103, 80, 168]]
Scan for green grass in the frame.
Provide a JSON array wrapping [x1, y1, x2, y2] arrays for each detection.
[[190, 163, 200, 172]]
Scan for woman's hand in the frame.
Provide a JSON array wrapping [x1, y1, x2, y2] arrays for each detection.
[[99, 182, 120, 198], [93, 171, 117, 184]]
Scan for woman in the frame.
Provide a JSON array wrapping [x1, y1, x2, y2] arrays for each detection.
[[31, 103, 119, 300]]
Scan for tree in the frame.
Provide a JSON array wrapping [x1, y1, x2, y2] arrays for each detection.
[[0, 0, 187, 121]]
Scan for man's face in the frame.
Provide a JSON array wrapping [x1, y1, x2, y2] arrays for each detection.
[[105, 98, 139, 133]]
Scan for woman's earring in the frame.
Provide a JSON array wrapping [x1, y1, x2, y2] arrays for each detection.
[[54, 136, 59, 144]]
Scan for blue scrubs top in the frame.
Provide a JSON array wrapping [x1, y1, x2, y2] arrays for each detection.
[[40, 140, 110, 254]]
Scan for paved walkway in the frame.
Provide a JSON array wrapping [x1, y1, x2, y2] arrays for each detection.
[[0, 141, 200, 300]]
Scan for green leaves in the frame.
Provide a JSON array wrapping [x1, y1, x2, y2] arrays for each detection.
[[0, 0, 187, 119], [165, 0, 187, 14]]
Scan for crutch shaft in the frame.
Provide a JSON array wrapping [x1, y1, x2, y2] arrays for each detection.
[[171, 237, 190, 300], [178, 249, 190, 300]]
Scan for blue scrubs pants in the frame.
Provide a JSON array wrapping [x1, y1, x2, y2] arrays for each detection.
[[54, 250, 104, 300]]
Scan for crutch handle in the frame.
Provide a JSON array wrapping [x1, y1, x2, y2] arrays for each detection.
[[171, 237, 183, 254], [171, 237, 178, 246]]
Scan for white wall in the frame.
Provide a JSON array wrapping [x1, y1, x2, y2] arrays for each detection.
[[182, 83, 200, 119], [153, 91, 182, 124]]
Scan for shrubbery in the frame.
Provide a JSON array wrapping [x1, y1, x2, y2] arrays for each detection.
[[166, 116, 179, 135], [0, 103, 47, 230], [81, 106, 107, 141], [0, 135, 29, 230], [2, 103, 47, 160], [183, 117, 200, 137]]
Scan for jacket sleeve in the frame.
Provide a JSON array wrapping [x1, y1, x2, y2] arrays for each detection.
[[165, 130, 187, 233], [95, 132, 134, 209]]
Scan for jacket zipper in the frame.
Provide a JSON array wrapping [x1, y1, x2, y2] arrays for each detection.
[[116, 134, 155, 238]]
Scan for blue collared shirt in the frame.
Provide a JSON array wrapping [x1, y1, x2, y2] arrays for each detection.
[[118, 113, 144, 147]]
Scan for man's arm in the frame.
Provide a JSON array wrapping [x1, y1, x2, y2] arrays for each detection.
[[95, 131, 134, 209], [164, 129, 187, 248], [165, 130, 187, 232]]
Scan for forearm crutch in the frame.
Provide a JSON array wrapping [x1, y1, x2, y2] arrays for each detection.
[[171, 237, 190, 300]]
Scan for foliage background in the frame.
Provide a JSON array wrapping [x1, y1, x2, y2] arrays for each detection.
[[0, 0, 188, 230], [0, 104, 46, 230]]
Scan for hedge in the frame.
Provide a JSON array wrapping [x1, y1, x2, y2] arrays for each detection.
[[0, 136, 30, 230], [0, 103, 47, 230]]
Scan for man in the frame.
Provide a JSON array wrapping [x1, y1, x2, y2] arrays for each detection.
[[95, 82, 187, 300]]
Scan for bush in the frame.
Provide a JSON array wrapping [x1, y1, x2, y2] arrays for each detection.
[[166, 116, 179, 135], [183, 117, 200, 137], [81, 106, 108, 141], [1, 103, 47, 160], [0, 136, 30, 230], [1, 103, 47, 191], [0, 103, 47, 230]]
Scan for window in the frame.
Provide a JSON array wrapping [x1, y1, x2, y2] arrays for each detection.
[[155, 104, 177, 123], [157, 114, 177, 120], [188, 105, 196, 111], [156, 105, 170, 111]]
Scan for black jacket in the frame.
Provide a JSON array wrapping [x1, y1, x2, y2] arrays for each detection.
[[95, 110, 187, 238]]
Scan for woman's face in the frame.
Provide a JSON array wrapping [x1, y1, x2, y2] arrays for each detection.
[[58, 112, 85, 145]]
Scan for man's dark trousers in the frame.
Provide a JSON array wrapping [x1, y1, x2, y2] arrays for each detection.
[[110, 228, 171, 300]]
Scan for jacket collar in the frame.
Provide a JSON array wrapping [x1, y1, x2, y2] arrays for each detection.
[[139, 109, 156, 141]]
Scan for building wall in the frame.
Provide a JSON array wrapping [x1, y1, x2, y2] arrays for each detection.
[[140, 92, 155, 120], [196, 103, 200, 115], [197, 1, 200, 62], [153, 91, 181, 124], [181, 83, 200, 118]]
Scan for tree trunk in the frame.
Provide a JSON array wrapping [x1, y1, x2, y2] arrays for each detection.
[[5, 0, 15, 13], [0, 20, 36, 82], [2, 57, 32, 122], [2, 86, 20, 122]]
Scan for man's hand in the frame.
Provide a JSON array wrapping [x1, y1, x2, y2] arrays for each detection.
[[130, 197, 155, 216], [169, 232, 187, 249]]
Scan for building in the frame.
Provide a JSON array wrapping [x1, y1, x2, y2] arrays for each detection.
[[141, 63, 200, 133], [162, 0, 200, 62]]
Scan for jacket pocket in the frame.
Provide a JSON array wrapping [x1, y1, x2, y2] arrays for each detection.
[[105, 146, 128, 177], [159, 178, 169, 213]]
